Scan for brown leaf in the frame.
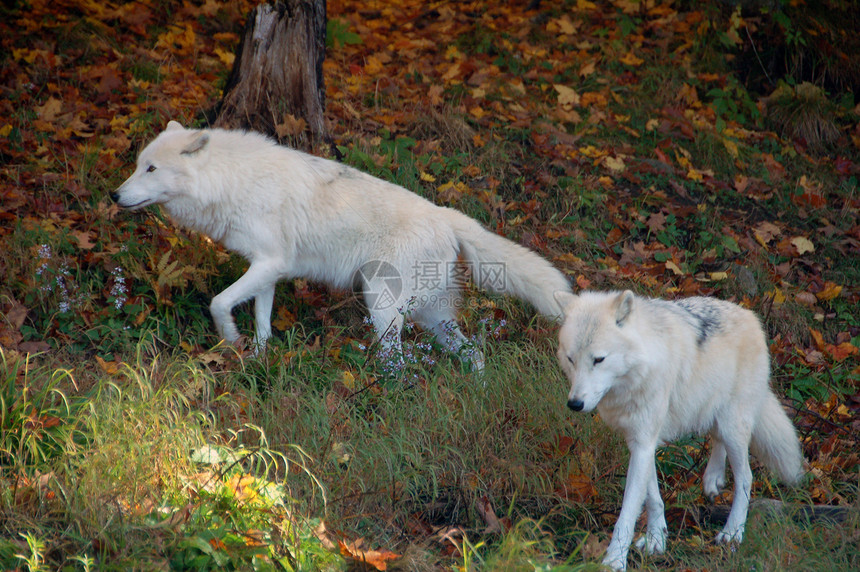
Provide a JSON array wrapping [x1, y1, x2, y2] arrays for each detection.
[[6, 302, 29, 329], [753, 221, 781, 247], [560, 471, 598, 502], [18, 341, 51, 354], [71, 229, 96, 250], [35, 97, 62, 122], [646, 211, 667, 232], [476, 495, 503, 534]]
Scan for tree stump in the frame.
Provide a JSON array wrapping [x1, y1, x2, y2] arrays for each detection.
[[215, 0, 326, 147]]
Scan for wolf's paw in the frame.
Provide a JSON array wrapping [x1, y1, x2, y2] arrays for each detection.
[[702, 473, 726, 500], [715, 527, 744, 546], [634, 528, 667, 554], [601, 553, 627, 571]]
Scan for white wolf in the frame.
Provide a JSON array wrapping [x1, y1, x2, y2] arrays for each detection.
[[554, 290, 803, 571], [112, 121, 571, 369]]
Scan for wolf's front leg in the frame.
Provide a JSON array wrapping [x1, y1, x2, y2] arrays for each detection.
[[604, 444, 656, 571], [210, 261, 282, 349]]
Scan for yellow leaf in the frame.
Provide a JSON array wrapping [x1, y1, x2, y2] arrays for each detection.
[[554, 84, 580, 108], [332, 442, 351, 464], [619, 52, 644, 66], [342, 370, 356, 391], [364, 55, 384, 75], [722, 137, 739, 158], [272, 306, 296, 331], [709, 271, 728, 281], [0, 124, 12, 137], [578, 145, 606, 159], [214, 47, 234, 67], [225, 474, 258, 502], [444, 45, 463, 61], [558, 17, 577, 34], [791, 236, 814, 255], [420, 171, 436, 182], [769, 288, 786, 306], [815, 282, 842, 302], [686, 168, 704, 182], [665, 260, 684, 275], [603, 155, 625, 172]]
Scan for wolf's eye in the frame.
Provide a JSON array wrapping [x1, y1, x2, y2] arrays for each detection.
[[146, 165, 156, 173], [593, 356, 605, 365], [567, 355, 575, 366]]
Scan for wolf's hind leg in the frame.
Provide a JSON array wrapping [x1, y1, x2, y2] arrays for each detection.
[[634, 456, 667, 555], [253, 282, 276, 352], [715, 428, 753, 544], [703, 439, 727, 499], [415, 302, 484, 371]]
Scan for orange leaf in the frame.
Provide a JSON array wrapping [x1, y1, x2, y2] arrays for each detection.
[[826, 342, 858, 362], [95, 355, 120, 375], [338, 540, 400, 571], [809, 328, 826, 351], [605, 227, 624, 245]]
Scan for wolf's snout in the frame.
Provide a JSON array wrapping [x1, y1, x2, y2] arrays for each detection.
[[109, 191, 119, 203], [567, 398, 584, 411]]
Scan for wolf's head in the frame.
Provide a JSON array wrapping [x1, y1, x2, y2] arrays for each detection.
[[554, 290, 639, 413], [111, 121, 209, 210]]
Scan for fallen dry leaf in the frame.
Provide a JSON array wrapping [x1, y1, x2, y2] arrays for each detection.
[[338, 540, 400, 571]]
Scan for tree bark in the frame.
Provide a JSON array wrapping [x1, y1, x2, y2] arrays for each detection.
[[215, 0, 326, 147]]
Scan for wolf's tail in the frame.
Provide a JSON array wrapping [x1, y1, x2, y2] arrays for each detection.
[[751, 391, 804, 484], [446, 208, 572, 319]]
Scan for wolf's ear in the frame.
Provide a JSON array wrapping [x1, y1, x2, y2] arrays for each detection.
[[165, 121, 184, 132], [181, 132, 210, 156], [553, 291, 577, 318], [614, 290, 634, 326]]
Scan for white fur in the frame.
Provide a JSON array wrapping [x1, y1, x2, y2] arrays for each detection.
[[113, 121, 572, 368], [554, 290, 803, 571]]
